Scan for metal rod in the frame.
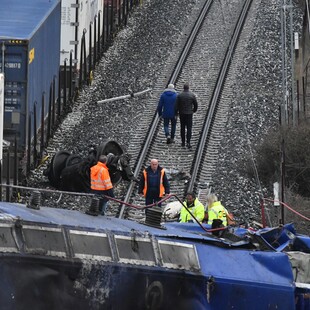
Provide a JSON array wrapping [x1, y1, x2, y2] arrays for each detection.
[[290, 0, 296, 126]]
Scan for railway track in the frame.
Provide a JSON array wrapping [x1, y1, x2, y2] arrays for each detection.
[[120, 0, 253, 220], [18, 0, 257, 223]]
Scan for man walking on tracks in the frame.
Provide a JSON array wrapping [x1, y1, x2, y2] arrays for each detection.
[[157, 83, 178, 144], [90, 155, 115, 215], [138, 159, 170, 215], [175, 83, 198, 149]]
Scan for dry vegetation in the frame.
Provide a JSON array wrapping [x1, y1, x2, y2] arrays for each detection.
[[248, 121, 310, 234]]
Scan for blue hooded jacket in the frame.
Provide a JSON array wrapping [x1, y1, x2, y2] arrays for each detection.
[[157, 88, 177, 118]]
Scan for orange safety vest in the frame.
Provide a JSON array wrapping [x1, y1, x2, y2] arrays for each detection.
[[90, 162, 113, 191], [142, 168, 165, 197]]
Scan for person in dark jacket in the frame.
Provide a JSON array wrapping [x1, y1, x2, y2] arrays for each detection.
[[175, 83, 198, 149], [157, 84, 178, 144], [138, 159, 170, 215]]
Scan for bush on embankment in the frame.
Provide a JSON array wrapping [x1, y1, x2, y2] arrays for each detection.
[[245, 121, 310, 234]]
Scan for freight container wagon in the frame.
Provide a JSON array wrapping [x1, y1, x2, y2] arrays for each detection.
[[60, 0, 104, 74], [0, 0, 61, 153]]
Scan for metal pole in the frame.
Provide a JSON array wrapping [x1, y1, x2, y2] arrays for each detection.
[[280, 1, 287, 125], [280, 139, 285, 224], [306, 0, 310, 36], [296, 79, 300, 123], [0, 160, 2, 201], [33, 102, 37, 165], [94, 16, 97, 64], [1, 42, 5, 73], [290, 0, 296, 126], [13, 134, 18, 186], [0, 73, 4, 163], [6, 147, 10, 202], [69, 52, 73, 102], [260, 198, 266, 228]]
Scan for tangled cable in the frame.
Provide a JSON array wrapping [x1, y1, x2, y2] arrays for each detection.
[[263, 198, 310, 222]]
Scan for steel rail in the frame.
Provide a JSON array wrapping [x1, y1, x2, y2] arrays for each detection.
[[186, 0, 253, 193], [118, 0, 214, 218]]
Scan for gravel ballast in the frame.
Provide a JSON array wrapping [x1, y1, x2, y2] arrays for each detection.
[[26, 0, 305, 230]]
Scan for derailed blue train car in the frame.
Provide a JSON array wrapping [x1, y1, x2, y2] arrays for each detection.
[[0, 200, 309, 309], [0, 0, 61, 151]]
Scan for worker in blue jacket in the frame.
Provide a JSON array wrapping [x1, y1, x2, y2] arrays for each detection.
[[157, 84, 178, 144]]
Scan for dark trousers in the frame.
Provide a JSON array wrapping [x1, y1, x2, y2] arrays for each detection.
[[179, 114, 193, 144], [163, 117, 177, 139], [92, 189, 114, 214], [145, 196, 161, 216]]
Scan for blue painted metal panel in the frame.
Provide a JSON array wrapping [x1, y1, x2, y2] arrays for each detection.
[[0, 202, 309, 309], [1, 47, 27, 141], [296, 287, 310, 309], [0, 0, 61, 149], [0, 0, 59, 39]]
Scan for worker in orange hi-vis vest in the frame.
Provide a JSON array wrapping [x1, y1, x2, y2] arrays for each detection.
[[90, 155, 114, 215], [138, 158, 170, 216]]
